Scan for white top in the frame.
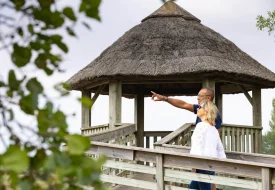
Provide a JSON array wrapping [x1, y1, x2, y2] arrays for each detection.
[[190, 122, 226, 159]]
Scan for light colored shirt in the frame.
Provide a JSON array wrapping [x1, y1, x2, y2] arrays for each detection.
[[190, 122, 226, 159]]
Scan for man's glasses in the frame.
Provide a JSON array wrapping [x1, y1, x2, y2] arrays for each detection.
[[197, 94, 211, 97]]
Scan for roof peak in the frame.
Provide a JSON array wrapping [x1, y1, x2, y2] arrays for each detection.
[[142, 1, 201, 22]]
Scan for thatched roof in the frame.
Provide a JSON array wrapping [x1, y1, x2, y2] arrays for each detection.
[[67, 1, 275, 92]]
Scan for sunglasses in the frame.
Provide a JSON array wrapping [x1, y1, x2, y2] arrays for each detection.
[[198, 105, 202, 110]]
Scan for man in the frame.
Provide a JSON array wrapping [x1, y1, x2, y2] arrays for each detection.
[[151, 88, 222, 190], [151, 88, 222, 133]]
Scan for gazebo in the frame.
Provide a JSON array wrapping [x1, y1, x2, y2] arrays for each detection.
[[67, 1, 275, 189]]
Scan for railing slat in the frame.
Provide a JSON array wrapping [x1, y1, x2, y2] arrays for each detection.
[[237, 127, 241, 152], [227, 127, 231, 151], [246, 128, 250, 153], [232, 127, 236, 152], [242, 128, 245, 152]]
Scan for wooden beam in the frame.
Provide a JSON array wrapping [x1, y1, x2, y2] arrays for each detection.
[[144, 131, 173, 137], [159, 144, 275, 165], [88, 124, 135, 142], [262, 168, 272, 189], [109, 81, 122, 129], [84, 80, 108, 90], [252, 88, 262, 153], [240, 85, 253, 105], [215, 84, 223, 119], [91, 84, 106, 107], [81, 90, 91, 129], [154, 123, 193, 146], [136, 87, 144, 148], [88, 141, 275, 179], [156, 154, 164, 190], [220, 84, 243, 94], [203, 79, 215, 103]]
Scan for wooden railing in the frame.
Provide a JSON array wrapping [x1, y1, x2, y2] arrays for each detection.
[[144, 131, 172, 149], [81, 124, 109, 136], [87, 141, 275, 190], [154, 123, 263, 153], [154, 123, 193, 147], [87, 123, 136, 145], [221, 124, 262, 153], [86, 123, 136, 178]]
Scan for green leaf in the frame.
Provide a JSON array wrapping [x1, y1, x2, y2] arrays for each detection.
[[0, 81, 6, 87], [19, 179, 33, 190], [30, 41, 41, 51], [66, 27, 76, 37], [38, 0, 52, 8], [11, 0, 26, 10], [26, 78, 43, 94], [82, 21, 91, 30], [63, 7, 77, 21], [79, 0, 101, 21], [27, 24, 34, 34], [17, 27, 24, 36], [78, 97, 93, 108], [8, 109, 14, 121], [55, 40, 68, 53], [7, 89, 13, 97], [8, 70, 20, 90], [11, 44, 32, 67], [34, 53, 47, 69], [51, 35, 62, 42], [44, 154, 56, 171], [62, 82, 70, 91], [54, 83, 69, 96], [19, 94, 38, 115], [1, 145, 29, 173], [65, 134, 90, 155]]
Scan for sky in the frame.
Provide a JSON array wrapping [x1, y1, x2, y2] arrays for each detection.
[[1, 0, 275, 144]]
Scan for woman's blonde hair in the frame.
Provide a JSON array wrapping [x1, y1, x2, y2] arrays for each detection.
[[199, 99, 218, 126]]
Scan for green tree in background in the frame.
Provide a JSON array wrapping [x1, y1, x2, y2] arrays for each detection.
[[262, 98, 275, 155], [257, 11, 275, 155], [0, 0, 106, 189], [257, 10, 275, 37]]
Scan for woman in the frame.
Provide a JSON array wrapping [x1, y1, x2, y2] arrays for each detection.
[[189, 99, 226, 190]]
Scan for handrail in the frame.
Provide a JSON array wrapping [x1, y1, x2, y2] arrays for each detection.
[[158, 144, 275, 165], [222, 123, 262, 129], [88, 123, 135, 142], [154, 123, 193, 146], [81, 124, 109, 130], [88, 141, 275, 172], [144, 131, 172, 137]]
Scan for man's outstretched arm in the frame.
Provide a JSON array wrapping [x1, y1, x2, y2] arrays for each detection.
[[151, 91, 194, 112]]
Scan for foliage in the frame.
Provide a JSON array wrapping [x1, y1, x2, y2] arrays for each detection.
[[262, 98, 275, 155], [256, 10, 275, 37], [0, 0, 107, 189]]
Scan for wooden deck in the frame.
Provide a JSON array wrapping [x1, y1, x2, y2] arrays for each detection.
[[83, 123, 275, 190], [111, 173, 155, 190]]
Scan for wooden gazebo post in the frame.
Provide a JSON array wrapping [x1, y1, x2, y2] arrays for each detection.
[[109, 81, 122, 129], [81, 89, 91, 130], [252, 87, 262, 152], [135, 87, 144, 148]]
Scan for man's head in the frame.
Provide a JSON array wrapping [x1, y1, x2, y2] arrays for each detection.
[[197, 88, 214, 104]]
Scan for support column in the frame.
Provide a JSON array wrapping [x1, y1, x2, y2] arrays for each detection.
[[135, 87, 144, 148], [81, 90, 91, 130], [203, 79, 216, 103], [215, 84, 223, 119], [252, 88, 262, 153], [109, 81, 122, 129]]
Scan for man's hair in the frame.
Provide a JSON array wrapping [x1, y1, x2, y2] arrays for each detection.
[[201, 88, 214, 101], [200, 99, 218, 126]]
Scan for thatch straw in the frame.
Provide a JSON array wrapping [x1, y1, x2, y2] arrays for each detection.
[[67, 1, 275, 90]]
